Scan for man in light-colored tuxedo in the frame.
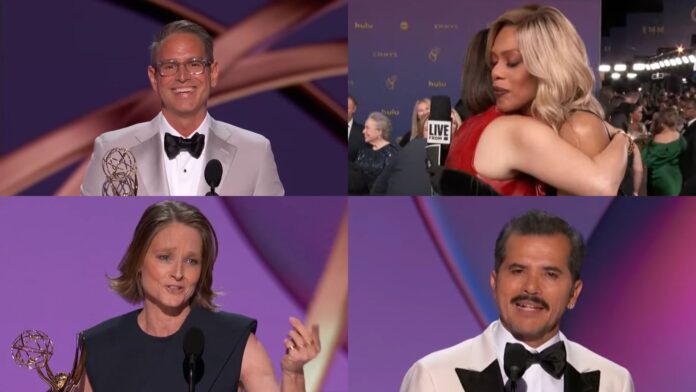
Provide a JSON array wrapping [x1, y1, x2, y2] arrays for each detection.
[[401, 211, 634, 392], [81, 20, 283, 196]]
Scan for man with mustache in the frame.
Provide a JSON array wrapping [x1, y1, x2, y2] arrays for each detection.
[[81, 20, 283, 196], [400, 210, 634, 392]]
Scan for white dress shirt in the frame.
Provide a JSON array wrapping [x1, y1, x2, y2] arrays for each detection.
[[348, 118, 353, 140], [160, 113, 211, 196], [493, 320, 564, 392]]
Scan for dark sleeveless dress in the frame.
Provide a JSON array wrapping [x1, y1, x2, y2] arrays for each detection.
[[445, 106, 548, 196], [82, 306, 257, 392]]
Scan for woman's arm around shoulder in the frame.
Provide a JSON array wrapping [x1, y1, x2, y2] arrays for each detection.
[[475, 114, 629, 195]]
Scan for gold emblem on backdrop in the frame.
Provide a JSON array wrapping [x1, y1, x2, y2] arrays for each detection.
[[428, 81, 447, 88], [400, 21, 409, 31], [385, 75, 398, 91], [429, 47, 441, 62], [381, 109, 400, 116], [354, 21, 374, 29]]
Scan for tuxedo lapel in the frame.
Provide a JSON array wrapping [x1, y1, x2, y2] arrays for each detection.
[[455, 360, 504, 391], [564, 364, 599, 392], [131, 127, 169, 195], [198, 123, 237, 195]]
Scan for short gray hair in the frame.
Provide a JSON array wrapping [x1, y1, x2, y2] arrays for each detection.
[[150, 20, 214, 65], [367, 111, 393, 140]]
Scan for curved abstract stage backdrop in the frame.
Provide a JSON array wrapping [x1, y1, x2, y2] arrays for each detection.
[[1, 197, 347, 391], [0, 0, 347, 195], [350, 197, 696, 391], [348, 0, 601, 139]]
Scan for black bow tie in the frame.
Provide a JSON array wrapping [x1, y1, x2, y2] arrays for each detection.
[[504, 341, 566, 381], [164, 132, 205, 159]]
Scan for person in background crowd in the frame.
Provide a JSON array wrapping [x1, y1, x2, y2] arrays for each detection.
[[348, 95, 368, 162], [642, 108, 686, 195], [679, 98, 696, 194], [349, 112, 399, 194], [398, 98, 431, 147]]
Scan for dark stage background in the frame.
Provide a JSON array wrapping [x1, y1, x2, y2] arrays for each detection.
[[0, 1, 347, 195]]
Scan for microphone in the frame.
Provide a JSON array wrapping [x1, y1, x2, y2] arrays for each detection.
[[204, 159, 223, 196], [101, 147, 138, 196], [507, 365, 522, 392], [183, 327, 204, 392], [425, 95, 453, 168]]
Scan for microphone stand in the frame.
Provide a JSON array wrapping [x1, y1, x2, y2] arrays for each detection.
[[188, 355, 196, 392], [509, 366, 521, 392]]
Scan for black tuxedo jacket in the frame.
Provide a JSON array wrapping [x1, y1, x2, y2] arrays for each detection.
[[348, 121, 367, 162]]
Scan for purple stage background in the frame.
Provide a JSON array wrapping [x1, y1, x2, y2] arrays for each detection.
[[348, 0, 601, 140], [0, 197, 347, 391], [0, 1, 347, 195], [349, 197, 696, 391]]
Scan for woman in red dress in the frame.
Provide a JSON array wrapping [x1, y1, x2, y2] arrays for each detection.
[[447, 5, 631, 195]]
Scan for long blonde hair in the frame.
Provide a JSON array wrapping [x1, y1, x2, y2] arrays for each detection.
[[410, 98, 431, 140], [488, 5, 603, 131]]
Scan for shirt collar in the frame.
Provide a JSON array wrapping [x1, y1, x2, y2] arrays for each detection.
[[493, 319, 562, 363], [159, 112, 211, 139]]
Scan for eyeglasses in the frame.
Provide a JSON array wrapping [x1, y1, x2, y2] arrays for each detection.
[[155, 59, 211, 77]]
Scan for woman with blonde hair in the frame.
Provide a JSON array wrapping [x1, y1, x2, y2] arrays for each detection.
[[448, 5, 631, 195], [397, 98, 431, 147]]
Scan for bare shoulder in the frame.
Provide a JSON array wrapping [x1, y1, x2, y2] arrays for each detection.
[[560, 112, 608, 141], [559, 112, 609, 154]]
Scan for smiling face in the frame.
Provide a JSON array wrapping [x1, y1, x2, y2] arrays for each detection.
[[148, 32, 219, 126], [140, 222, 202, 314], [363, 118, 384, 145], [491, 233, 582, 347], [490, 25, 538, 114]]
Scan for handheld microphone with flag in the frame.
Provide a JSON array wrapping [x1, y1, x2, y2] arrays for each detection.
[[183, 327, 204, 392], [204, 159, 222, 196], [425, 95, 453, 168]]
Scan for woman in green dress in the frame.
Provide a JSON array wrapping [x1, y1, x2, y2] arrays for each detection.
[[642, 108, 686, 195]]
